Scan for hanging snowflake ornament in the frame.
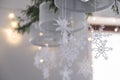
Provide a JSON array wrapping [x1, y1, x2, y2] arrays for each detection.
[[92, 26, 112, 43], [59, 35, 80, 67], [55, 17, 80, 67], [34, 47, 56, 79], [92, 40, 112, 59], [91, 25, 112, 59], [60, 66, 73, 80], [78, 57, 92, 79], [55, 17, 72, 34]]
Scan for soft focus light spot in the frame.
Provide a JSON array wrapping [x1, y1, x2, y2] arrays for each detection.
[[39, 32, 44, 36], [10, 21, 18, 28], [38, 46, 42, 50], [114, 27, 119, 32], [112, 18, 116, 23], [8, 13, 15, 19], [93, 17, 96, 21], [40, 59, 44, 63], [4, 28, 22, 45], [88, 37, 92, 41]]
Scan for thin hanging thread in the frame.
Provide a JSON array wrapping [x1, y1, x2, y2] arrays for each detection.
[[61, 0, 67, 19], [94, 0, 97, 29], [64, 0, 67, 19]]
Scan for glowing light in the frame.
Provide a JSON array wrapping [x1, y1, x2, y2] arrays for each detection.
[[38, 46, 42, 50], [114, 27, 119, 32], [39, 32, 44, 36], [8, 13, 15, 19], [93, 17, 96, 21], [40, 59, 44, 63], [4, 28, 21, 45], [10, 21, 18, 28], [112, 18, 116, 23], [88, 37, 92, 41]]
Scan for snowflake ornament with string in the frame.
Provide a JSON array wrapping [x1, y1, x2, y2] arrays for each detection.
[[59, 35, 80, 67], [55, 17, 80, 67], [91, 25, 112, 59], [92, 40, 112, 59], [55, 17, 72, 33]]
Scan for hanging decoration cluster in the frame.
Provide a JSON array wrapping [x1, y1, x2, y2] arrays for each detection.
[[16, 0, 115, 80], [15, 0, 120, 34], [90, 26, 112, 59]]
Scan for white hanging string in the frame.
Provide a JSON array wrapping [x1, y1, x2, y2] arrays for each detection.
[[64, 0, 67, 19], [61, 0, 67, 19]]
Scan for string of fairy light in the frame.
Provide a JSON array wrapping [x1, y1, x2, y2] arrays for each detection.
[[2, 12, 22, 45], [1, 5, 120, 47]]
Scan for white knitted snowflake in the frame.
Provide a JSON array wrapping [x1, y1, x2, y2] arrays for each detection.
[[55, 17, 72, 34], [60, 66, 73, 80], [59, 36, 80, 67]]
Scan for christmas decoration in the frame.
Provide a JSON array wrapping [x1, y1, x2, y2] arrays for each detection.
[[54, 17, 81, 67], [32, 1, 91, 80], [15, 0, 120, 34], [91, 26, 112, 59], [10, 0, 117, 80]]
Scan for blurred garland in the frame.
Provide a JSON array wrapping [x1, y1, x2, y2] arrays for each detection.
[[16, 0, 120, 34]]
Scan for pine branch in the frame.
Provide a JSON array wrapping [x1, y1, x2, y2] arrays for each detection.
[[112, 0, 120, 14], [16, 0, 58, 34]]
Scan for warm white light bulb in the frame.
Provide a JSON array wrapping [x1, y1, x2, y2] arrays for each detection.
[[4, 28, 21, 45], [8, 13, 15, 19], [39, 32, 44, 36], [112, 19, 116, 23], [40, 59, 44, 63], [38, 46, 42, 50], [93, 17, 96, 21], [10, 21, 18, 28], [114, 27, 119, 32], [88, 37, 92, 41]]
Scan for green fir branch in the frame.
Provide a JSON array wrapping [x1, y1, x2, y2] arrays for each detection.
[[112, 0, 120, 14], [16, 0, 58, 34]]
